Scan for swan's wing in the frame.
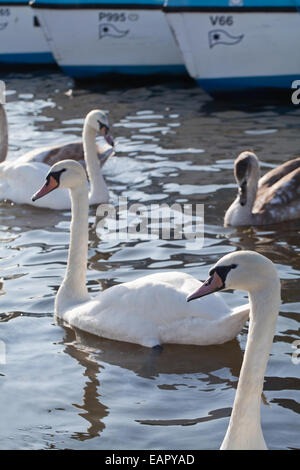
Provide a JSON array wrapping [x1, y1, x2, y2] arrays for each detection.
[[21, 142, 86, 166], [21, 141, 114, 168], [0, 160, 71, 209], [42, 142, 87, 166], [258, 157, 300, 189], [59, 272, 247, 348], [254, 166, 300, 219], [231, 303, 250, 317], [99, 272, 231, 318]]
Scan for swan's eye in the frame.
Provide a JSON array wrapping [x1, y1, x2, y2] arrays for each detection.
[[209, 264, 237, 278], [214, 264, 238, 285], [49, 168, 66, 184], [97, 120, 108, 132]]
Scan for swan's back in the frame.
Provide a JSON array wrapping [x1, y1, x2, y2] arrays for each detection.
[[56, 271, 248, 348], [19, 141, 110, 168], [254, 166, 300, 223], [97, 271, 230, 320], [258, 157, 300, 189], [20, 142, 90, 166], [0, 159, 71, 209]]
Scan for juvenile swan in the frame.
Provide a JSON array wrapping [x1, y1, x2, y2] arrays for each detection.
[[0, 110, 114, 209], [224, 151, 300, 226], [187, 250, 281, 449], [0, 105, 114, 165], [32, 160, 250, 348]]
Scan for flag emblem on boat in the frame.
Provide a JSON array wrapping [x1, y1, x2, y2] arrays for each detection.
[[99, 23, 129, 40], [208, 29, 244, 48]]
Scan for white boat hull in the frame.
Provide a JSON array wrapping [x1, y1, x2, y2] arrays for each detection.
[[33, 7, 186, 77], [0, 5, 53, 64], [165, 9, 300, 95]]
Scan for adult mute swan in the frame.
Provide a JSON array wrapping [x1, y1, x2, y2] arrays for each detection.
[[224, 151, 300, 226], [32, 159, 250, 348], [187, 250, 281, 450], [0, 109, 114, 210]]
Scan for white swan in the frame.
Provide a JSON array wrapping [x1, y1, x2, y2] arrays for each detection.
[[0, 109, 114, 210], [32, 159, 250, 348], [187, 250, 281, 449], [224, 151, 300, 226]]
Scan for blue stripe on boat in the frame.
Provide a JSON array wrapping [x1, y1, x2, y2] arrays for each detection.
[[31, 0, 164, 6], [0, 52, 55, 64], [164, 0, 299, 8], [197, 75, 300, 94], [61, 64, 187, 78], [0, 1, 28, 4]]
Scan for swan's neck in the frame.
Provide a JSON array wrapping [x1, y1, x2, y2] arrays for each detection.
[[221, 279, 280, 450], [55, 182, 90, 313], [0, 104, 8, 163], [224, 174, 259, 226], [83, 124, 109, 204]]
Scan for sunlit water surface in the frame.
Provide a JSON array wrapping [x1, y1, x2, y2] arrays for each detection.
[[0, 72, 299, 450]]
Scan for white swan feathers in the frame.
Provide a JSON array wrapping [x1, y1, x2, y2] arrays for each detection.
[[32, 159, 250, 348], [187, 250, 281, 450], [0, 109, 114, 209]]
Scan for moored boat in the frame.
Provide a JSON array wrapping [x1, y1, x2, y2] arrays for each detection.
[[0, 0, 54, 64], [30, 0, 186, 78], [163, 0, 300, 97]]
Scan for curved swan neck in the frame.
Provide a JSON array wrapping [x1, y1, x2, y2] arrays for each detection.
[[0, 104, 8, 162], [224, 178, 258, 226], [221, 279, 280, 450], [55, 181, 90, 312], [83, 123, 109, 203], [245, 174, 259, 209]]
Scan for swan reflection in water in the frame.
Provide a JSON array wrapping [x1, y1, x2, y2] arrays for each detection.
[[57, 319, 245, 443]]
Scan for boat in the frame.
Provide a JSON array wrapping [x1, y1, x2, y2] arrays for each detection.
[[163, 0, 300, 97], [0, 0, 54, 64], [30, 0, 186, 78]]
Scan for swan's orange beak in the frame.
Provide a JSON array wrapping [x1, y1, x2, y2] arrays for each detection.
[[105, 131, 114, 147], [186, 271, 223, 302], [100, 124, 114, 147], [32, 175, 59, 201]]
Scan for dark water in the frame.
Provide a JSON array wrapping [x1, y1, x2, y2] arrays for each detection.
[[0, 71, 299, 450]]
